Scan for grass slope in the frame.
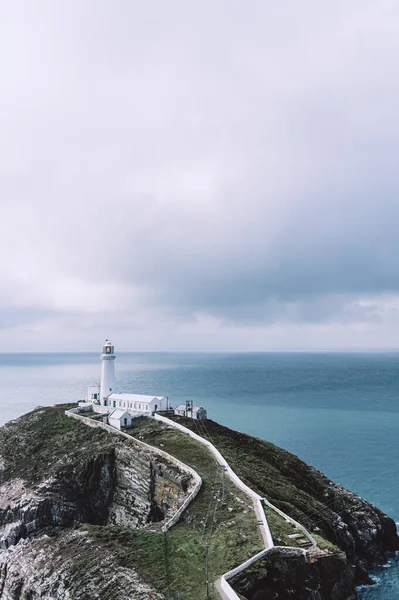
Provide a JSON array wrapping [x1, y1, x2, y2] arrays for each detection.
[[163, 417, 350, 554], [127, 417, 263, 599]]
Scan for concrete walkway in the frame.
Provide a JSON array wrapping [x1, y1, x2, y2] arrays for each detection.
[[153, 414, 317, 599], [154, 414, 273, 549], [68, 408, 317, 600]]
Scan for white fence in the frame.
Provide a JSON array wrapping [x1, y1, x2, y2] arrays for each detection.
[[153, 414, 318, 600], [154, 414, 273, 548], [65, 410, 202, 533], [67, 408, 317, 600], [262, 498, 317, 547]]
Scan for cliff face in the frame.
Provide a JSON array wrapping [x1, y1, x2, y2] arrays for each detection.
[[0, 528, 166, 600], [0, 407, 193, 599], [231, 549, 356, 600]]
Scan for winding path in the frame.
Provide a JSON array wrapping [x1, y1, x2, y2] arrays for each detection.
[[153, 414, 316, 599], [66, 408, 317, 599]]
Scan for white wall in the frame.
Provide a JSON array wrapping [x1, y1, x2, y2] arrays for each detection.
[[87, 385, 100, 401], [108, 417, 122, 430], [100, 355, 116, 405], [149, 397, 168, 411]]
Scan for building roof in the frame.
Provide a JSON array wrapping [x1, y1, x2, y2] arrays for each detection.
[[108, 409, 131, 419], [109, 393, 166, 402], [174, 404, 205, 412]]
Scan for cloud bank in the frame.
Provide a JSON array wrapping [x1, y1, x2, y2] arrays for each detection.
[[1, 0, 399, 351]]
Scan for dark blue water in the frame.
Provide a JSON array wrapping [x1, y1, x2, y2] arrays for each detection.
[[0, 351, 398, 598]]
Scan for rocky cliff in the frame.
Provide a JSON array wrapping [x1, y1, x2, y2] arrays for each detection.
[[0, 406, 194, 598], [0, 407, 397, 600], [231, 548, 356, 600], [167, 416, 399, 596]]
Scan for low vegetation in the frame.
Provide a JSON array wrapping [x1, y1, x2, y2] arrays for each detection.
[[164, 416, 349, 552], [0, 405, 112, 486], [126, 417, 263, 599], [263, 506, 302, 547], [0, 406, 378, 599]]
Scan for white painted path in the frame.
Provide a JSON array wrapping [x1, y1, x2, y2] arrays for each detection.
[[153, 414, 317, 599], [66, 408, 317, 600]]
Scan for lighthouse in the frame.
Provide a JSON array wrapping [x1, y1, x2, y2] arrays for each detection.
[[86, 339, 171, 417], [100, 339, 116, 406]]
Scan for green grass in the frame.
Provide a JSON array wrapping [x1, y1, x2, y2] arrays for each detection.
[[166, 417, 348, 553], [264, 507, 303, 547], [127, 417, 264, 599], [312, 533, 340, 554], [1, 406, 345, 598]]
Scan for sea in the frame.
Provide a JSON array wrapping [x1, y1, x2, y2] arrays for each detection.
[[0, 351, 398, 598]]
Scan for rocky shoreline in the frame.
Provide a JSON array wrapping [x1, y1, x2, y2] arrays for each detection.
[[0, 406, 397, 599]]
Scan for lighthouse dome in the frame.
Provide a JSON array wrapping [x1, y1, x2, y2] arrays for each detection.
[[102, 340, 114, 355]]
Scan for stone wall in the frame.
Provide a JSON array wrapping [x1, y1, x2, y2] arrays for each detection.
[[65, 410, 202, 532]]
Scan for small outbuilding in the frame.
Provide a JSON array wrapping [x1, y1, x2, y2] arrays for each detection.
[[174, 404, 207, 420], [88, 384, 100, 403], [108, 409, 132, 430]]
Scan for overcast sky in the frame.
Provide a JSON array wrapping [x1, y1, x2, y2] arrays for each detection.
[[2, 1, 399, 351]]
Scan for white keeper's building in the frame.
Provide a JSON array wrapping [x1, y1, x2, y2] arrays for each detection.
[[87, 340, 169, 417]]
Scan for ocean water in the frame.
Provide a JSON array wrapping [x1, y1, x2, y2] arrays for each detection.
[[0, 351, 398, 598]]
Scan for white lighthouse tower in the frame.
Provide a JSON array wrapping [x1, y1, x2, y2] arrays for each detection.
[[100, 339, 116, 406]]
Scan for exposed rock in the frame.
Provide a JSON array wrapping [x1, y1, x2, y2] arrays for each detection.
[[0, 407, 194, 598], [231, 549, 356, 600], [0, 528, 165, 599]]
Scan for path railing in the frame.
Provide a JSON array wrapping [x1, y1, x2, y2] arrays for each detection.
[[65, 409, 202, 533], [67, 408, 318, 600], [153, 414, 317, 599]]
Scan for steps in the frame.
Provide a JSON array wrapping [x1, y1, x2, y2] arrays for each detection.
[[287, 533, 313, 549]]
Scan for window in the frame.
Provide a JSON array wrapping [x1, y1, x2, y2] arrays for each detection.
[[109, 388, 112, 392], [139, 404, 141, 410], [124, 418, 127, 426]]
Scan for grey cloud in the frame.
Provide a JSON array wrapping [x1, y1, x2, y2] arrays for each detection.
[[1, 0, 399, 349]]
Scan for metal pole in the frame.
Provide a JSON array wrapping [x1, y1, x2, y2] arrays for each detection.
[[205, 544, 209, 598], [164, 531, 168, 587]]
